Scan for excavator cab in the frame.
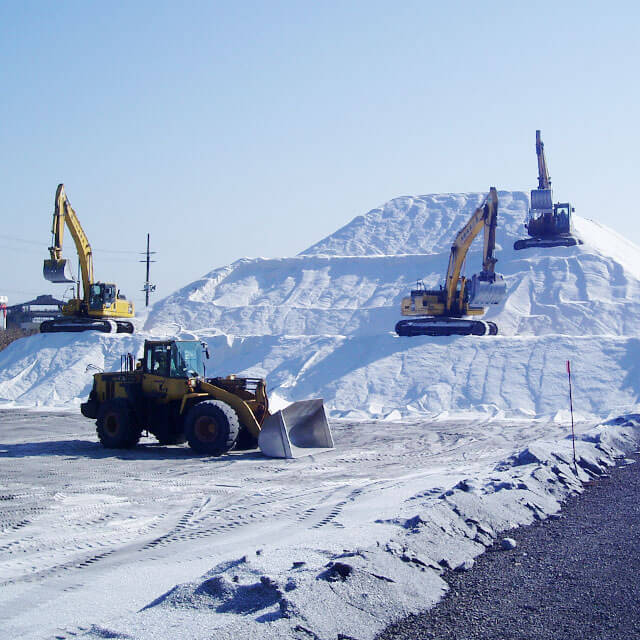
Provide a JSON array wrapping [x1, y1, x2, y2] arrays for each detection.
[[88, 283, 117, 311], [553, 203, 573, 234]]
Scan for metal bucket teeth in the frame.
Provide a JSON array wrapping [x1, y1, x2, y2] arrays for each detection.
[[43, 258, 75, 283], [258, 399, 334, 459]]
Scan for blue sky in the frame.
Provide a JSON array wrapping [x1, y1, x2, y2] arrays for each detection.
[[1, 1, 638, 308]]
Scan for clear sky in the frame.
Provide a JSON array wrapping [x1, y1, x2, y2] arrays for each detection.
[[1, 0, 638, 309]]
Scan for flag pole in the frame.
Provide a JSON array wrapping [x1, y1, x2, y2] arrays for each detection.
[[567, 360, 577, 472]]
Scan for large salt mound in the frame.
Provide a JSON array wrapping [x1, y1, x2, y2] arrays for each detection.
[[145, 191, 640, 339], [1, 190, 639, 416], [299, 191, 527, 257]]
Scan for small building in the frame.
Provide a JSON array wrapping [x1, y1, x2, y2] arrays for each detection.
[[6, 295, 65, 330]]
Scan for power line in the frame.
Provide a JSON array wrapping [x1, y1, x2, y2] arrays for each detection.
[[0, 243, 43, 254], [0, 233, 141, 254], [0, 234, 45, 247], [0, 287, 54, 296]]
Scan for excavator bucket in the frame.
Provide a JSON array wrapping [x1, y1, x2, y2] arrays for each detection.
[[468, 274, 507, 306], [258, 399, 334, 459], [43, 258, 74, 283]]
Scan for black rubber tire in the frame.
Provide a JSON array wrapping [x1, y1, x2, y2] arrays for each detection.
[[487, 321, 499, 336], [184, 400, 240, 455], [234, 427, 259, 451], [96, 400, 142, 449]]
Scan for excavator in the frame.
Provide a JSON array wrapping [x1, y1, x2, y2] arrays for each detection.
[[395, 187, 506, 337], [513, 130, 581, 250], [41, 184, 135, 333]]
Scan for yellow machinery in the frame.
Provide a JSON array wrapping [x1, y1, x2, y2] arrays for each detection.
[[514, 130, 581, 250], [395, 187, 506, 336], [80, 339, 334, 458], [41, 184, 135, 333]]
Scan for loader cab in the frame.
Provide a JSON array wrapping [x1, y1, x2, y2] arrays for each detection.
[[88, 282, 117, 311], [143, 340, 205, 379]]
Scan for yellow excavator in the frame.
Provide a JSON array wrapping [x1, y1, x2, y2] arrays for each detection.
[[395, 187, 506, 337], [41, 184, 135, 333], [513, 130, 581, 250]]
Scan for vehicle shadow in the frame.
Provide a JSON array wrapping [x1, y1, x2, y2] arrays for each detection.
[[0, 439, 266, 461]]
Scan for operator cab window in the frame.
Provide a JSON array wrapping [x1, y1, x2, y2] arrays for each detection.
[[170, 342, 205, 378], [89, 284, 103, 310], [146, 344, 171, 377], [103, 285, 116, 305]]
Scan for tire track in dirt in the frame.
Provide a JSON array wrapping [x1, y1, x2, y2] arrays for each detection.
[[0, 548, 117, 587]]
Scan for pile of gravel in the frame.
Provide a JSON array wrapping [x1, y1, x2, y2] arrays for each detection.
[[378, 453, 640, 640]]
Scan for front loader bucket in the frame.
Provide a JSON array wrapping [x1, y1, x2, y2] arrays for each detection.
[[43, 258, 74, 283], [258, 399, 334, 459]]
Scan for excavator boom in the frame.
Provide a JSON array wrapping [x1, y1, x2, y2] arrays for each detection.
[[44, 184, 94, 292], [444, 188, 499, 310]]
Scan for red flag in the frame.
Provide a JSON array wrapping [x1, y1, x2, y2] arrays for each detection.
[[566, 360, 571, 375]]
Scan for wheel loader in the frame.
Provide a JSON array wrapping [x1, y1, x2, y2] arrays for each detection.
[[80, 339, 334, 459]]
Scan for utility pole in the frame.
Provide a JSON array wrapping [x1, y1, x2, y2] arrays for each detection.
[[140, 233, 156, 307]]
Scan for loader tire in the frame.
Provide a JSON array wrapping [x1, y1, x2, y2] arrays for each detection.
[[96, 400, 142, 449], [184, 400, 240, 456]]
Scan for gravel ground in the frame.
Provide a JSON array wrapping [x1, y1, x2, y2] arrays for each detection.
[[377, 453, 640, 640]]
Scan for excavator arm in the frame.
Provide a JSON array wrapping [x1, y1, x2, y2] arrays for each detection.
[[44, 184, 94, 301], [444, 187, 498, 311]]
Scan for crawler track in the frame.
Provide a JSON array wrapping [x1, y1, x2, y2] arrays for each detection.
[[39, 318, 134, 333], [395, 318, 498, 337], [513, 235, 582, 251]]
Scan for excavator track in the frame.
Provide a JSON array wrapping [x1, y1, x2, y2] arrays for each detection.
[[513, 235, 582, 251], [40, 318, 134, 334], [395, 318, 498, 337]]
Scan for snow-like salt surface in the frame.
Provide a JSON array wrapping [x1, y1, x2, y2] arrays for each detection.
[[1, 410, 639, 640], [1, 190, 640, 638], [2, 191, 639, 417]]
